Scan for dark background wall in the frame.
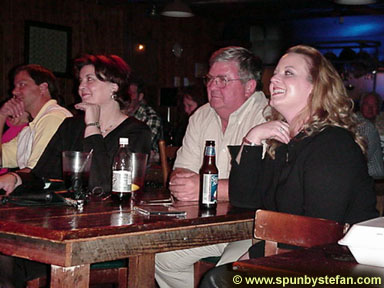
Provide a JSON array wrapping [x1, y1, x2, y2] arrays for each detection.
[[1, 0, 384, 120], [0, 0, 222, 119]]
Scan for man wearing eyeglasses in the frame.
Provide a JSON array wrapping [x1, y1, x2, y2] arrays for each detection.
[[156, 46, 268, 288]]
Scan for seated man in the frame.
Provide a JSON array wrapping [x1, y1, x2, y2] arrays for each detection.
[[360, 91, 384, 157], [155, 46, 268, 288], [355, 111, 384, 179], [0, 64, 72, 193]]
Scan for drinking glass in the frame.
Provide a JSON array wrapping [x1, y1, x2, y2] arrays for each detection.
[[62, 151, 93, 200], [131, 152, 149, 191]]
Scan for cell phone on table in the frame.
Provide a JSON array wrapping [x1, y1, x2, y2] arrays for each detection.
[[134, 206, 187, 218]]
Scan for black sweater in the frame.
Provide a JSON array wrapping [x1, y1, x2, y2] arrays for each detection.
[[229, 126, 378, 225], [30, 116, 151, 194]]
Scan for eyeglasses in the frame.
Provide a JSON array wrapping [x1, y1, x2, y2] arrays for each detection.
[[203, 75, 243, 88]]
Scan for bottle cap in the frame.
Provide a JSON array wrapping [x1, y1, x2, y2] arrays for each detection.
[[119, 138, 129, 145]]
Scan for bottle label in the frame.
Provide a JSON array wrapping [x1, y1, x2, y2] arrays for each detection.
[[201, 174, 218, 204], [112, 170, 132, 192], [205, 146, 215, 156]]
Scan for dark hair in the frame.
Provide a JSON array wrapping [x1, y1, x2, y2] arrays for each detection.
[[74, 54, 131, 108], [180, 86, 207, 108], [209, 46, 263, 91], [129, 78, 145, 97], [13, 64, 59, 99]]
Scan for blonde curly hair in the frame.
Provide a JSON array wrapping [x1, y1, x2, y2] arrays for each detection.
[[266, 45, 365, 158]]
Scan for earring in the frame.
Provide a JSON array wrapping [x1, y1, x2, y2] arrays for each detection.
[[111, 93, 117, 100]]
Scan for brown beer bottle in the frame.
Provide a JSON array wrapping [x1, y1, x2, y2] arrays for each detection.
[[199, 140, 218, 210]]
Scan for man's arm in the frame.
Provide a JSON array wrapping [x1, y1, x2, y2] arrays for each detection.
[[146, 113, 162, 152], [0, 172, 22, 195], [0, 98, 25, 167], [218, 179, 229, 201]]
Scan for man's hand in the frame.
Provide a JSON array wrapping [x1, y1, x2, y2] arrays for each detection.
[[169, 168, 199, 201], [0, 98, 25, 120], [0, 173, 21, 195]]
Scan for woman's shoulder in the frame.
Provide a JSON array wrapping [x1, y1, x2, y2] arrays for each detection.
[[57, 114, 85, 130], [62, 114, 83, 123], [118, 117, 151, 136], [310, 126, 361, 152], [124, 116, 151, 129]]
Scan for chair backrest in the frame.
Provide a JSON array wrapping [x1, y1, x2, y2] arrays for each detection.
[[254, 209, 349, 256], [158, 140, 179, 186]]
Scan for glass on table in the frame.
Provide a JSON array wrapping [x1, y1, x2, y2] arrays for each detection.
[[62, 150, 93, 200], [111, 152, 149, 209]]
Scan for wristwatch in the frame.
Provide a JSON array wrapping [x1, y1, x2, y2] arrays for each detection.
[[85, 122, 100, 129]]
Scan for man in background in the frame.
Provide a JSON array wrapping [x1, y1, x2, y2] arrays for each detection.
[[155, 46, 268, 288], [0, 64, 72, 193], [124, 79, 163, 158], [357, 91, 384, 179]]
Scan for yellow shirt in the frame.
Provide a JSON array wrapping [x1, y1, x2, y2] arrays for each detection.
[[2, 99, 72, 169]]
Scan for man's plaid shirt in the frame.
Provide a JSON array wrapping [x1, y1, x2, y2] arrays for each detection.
[[133, 102, 163, 152]]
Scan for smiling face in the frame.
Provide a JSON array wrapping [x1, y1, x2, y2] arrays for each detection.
[[207, 61, 254, 120], [269, 52, 313, 123], [78, 65, 117, 105]]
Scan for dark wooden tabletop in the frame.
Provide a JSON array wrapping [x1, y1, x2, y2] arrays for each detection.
[[0, 189, 253, 241], [0, 189, 254, 287]]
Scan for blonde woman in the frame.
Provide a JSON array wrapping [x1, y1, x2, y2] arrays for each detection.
[[229, 45, 377, 225]]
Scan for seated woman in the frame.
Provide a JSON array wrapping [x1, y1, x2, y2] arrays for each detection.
[[0, 54, 151, 288], [200, 45, 378, 287], [7, 54, 151, 195]]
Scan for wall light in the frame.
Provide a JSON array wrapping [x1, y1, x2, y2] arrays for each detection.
[[135, 43, 146, 53], [161, 0, 194, 18]]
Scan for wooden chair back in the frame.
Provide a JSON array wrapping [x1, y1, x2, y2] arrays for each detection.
[[158, 140, 179, 186], [254, 209, 349, 256]]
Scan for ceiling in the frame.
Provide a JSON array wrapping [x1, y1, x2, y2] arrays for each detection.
[[191, 0, 384, 22], [97, 0, 384, 22]]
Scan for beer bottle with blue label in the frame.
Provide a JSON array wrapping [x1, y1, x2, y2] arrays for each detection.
[[199, 140, 218, 210]]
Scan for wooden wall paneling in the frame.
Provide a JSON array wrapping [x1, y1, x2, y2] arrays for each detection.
[[1, 0, 128, 105], [1, 0, 222, 114]]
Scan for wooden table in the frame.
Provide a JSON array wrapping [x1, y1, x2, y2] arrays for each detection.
[[0, 191, 254, 288], [233, 243, 384, 287]]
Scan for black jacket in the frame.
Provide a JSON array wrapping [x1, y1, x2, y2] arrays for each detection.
[[229, 126, 378, 225], [30, 116, 151, 194]]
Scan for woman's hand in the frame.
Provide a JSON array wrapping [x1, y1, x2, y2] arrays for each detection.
[[245, 121, 291, 145], [75, 102, 101, 137], [75, 102, 101, 124]]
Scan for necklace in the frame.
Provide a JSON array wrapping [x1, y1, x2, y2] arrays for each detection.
[[100, 123, 116, 134], [100, 115, 127, 135]]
